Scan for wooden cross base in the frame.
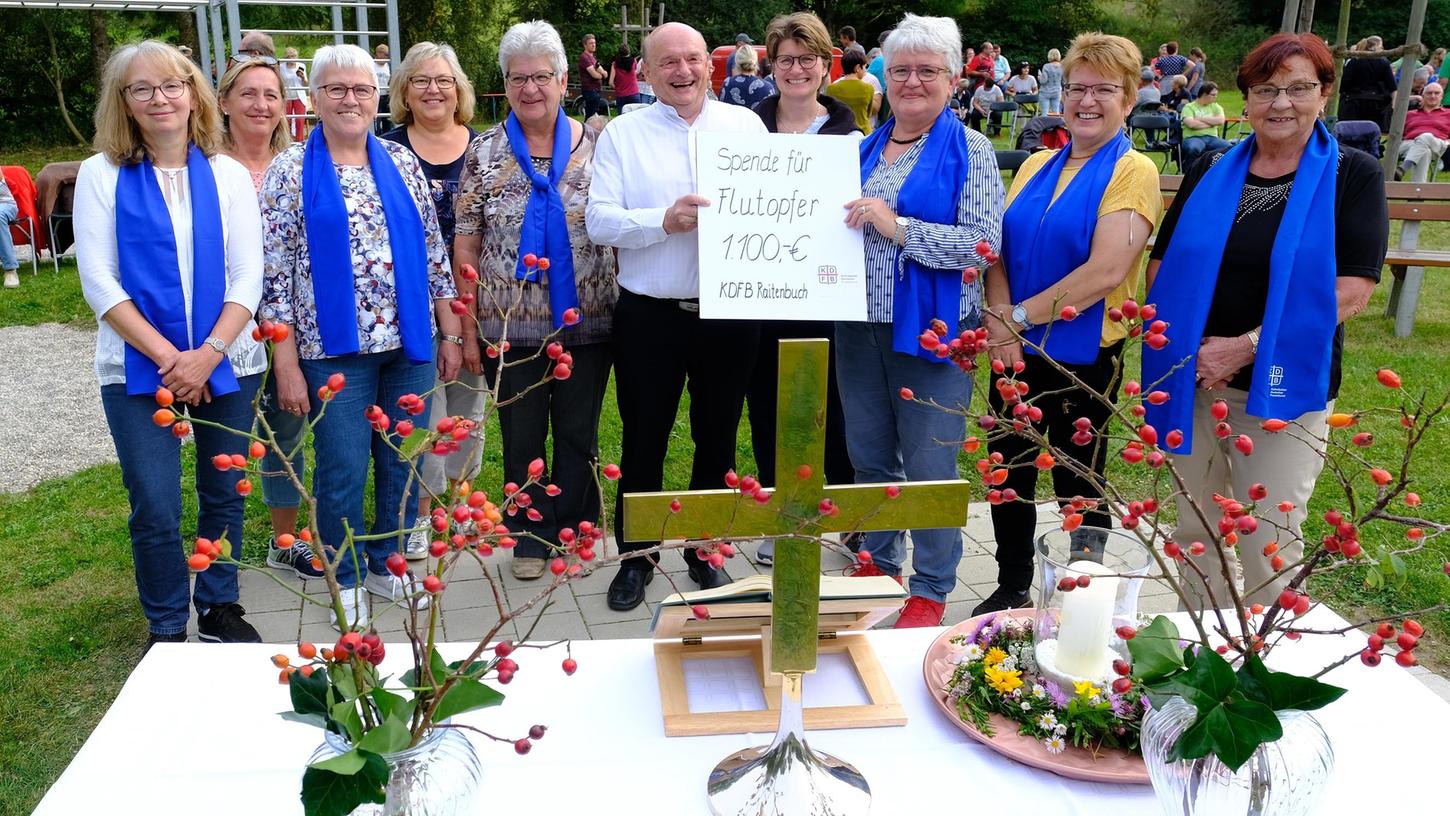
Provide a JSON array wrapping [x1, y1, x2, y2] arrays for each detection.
[[652, 600, 908, 737]]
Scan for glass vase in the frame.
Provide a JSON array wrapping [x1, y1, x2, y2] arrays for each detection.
[[1142, 696, 1333, 816], [306, 722, 482, 816], [1031, 526, 1153, 690]]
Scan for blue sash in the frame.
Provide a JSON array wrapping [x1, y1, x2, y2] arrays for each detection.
[[859, 107, 971, 362], [115, 145, 238, 397], [503, 110, 581, 329], [1144, 121, 1338, 454], [1001, 132, 1131, 364], [302, 128, 433, 364]]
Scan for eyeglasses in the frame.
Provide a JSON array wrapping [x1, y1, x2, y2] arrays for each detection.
[[1247, 81, 1321, 103], [773, 54, 822, 71], [319, 83, 377, 100], [505, 71, 557, 88], [886, 65, 948, 83], [232, 52, 278, 66], [409, 75, 457, 90], [1064, 83, 1124, 101], [126, 80, 190, 102]]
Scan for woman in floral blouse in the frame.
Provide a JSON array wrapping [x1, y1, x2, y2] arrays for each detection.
[[260, 44, 462, 631], [453, 20, 618, 580]]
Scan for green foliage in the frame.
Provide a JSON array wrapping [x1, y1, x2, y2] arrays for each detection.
[[958, 0, 1106, 68], [300, 750, 388, 816]]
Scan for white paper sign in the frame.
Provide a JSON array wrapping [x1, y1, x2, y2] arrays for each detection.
[[695, 131, 867, 320]]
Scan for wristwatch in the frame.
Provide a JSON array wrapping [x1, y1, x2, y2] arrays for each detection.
[[1246, 328, 1261, 356], [441, 334, 464, 346], [1011, 303, 1034, 331], [893, 216, 909, 246], [202, 336, 227, 354]]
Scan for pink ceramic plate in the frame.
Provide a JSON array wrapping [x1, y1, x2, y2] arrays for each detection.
[[921, 609, 1150, 784]]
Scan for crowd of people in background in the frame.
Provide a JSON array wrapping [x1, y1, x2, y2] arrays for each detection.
[[58, 10, 1395, 645]]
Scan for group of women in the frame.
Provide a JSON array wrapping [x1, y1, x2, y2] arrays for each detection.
[[78, 13, 1386, 644]]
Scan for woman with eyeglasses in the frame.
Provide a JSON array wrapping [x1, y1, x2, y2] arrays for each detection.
[[975, 33, 1162, 617], [741, 12, 861, 566], [260, 44, 463, 630], [381, 42, 485, 561], [74, 41, 266, 648], [452, 21, 617, 581], [836, 14, 1004, 628], [1145, 33, 1388, 610]]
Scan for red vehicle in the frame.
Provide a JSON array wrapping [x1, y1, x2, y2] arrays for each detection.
[[709, 44, 844, 96]]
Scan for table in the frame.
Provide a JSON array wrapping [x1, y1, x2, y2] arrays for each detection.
[[35, 609, 1448, 814]]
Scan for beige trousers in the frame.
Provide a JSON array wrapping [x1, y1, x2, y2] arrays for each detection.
[[1397, 132, 1450, 182], [1171, 387, 1331, 611]]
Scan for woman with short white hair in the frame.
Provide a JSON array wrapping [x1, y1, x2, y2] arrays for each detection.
[[382, 42, 486, 559], [452, 20, 617, 581], [838, 13, 1004, 627], [260, 43, 463, 630]]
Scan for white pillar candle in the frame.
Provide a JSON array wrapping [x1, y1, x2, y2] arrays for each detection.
[[1053, 560, 1120, 680]]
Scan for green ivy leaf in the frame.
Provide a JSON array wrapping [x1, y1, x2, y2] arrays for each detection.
[[1127, 616, 1185, 682], [1389, 554, 1408, 587], [401, 648, 450, 689], [399, 425, 433, 460], [333, 667, 358, 701], [309, 747, 367, 776], [1236, 653, 1347, 712], [357, 714, 411, 755], [291, 666, 331, 716], [280, 710, 329, 729], [301, 749, 388, 816], [1149, 646, 1236, 714], [432, 676, 505, 723], [448, 658, 489, 679], [330, 700, 363, 743], [1167, 697, 1284, 771], [370, 687, 411, 722]]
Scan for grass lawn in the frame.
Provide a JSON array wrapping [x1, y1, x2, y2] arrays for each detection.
[[3, 122, 1447, 811]]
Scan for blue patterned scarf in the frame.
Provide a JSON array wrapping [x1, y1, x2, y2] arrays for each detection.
[[504, 110, 580, 328]]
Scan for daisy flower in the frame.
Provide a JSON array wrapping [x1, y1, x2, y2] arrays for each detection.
[[1031, 684, 1047, 700], [1043, 735, 1067, 755], [1036, 713, 1059, 730], [964, 643, 984, 661]]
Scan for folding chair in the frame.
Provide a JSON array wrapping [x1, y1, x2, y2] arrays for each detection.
[[2, 165, 40, 275], [48, 179, 76, 273], [989, 99, 1019, 140], [1012, 93, 1039, 137], [1129, 111, 1179, 172], [995, 149, 1030, 177]]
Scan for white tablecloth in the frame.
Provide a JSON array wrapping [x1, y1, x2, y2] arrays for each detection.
[[35, 609, 1447, 814]]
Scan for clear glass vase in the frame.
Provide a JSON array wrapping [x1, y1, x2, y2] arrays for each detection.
[[1031, 526, 1153, 690], [306, 722, 482, 816], [1142, 696, 1334, 816]]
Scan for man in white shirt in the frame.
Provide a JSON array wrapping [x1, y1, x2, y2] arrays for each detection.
[[373, 43, 391, 133], [587, 21, 767, 611]]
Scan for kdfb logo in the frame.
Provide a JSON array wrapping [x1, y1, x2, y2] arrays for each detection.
[[817, 265, 838, 284]]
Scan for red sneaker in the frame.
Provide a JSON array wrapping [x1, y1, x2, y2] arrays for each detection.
[[844, 560, 903, 585], [894, 596, 946, 629]]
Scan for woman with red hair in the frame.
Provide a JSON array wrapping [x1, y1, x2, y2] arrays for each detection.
[[1144, 33, 1388, 610]]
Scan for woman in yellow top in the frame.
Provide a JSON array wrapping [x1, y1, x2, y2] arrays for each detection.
[[973, 32, 1163, 615]]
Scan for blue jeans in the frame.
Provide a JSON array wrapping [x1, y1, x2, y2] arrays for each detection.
[[258, 373, 308, 509], [1182, 135, 1231, 172], [300, 349, 434, 587], [0, 201, 19, 270], [834, 322, 972, 603], [100, 373, 262, 635]]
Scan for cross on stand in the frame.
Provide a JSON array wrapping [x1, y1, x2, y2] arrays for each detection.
[[622, 338, 972, 673]]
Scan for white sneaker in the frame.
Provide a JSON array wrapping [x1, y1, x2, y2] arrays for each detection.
[[2, 270, 17, 289], [404, 529, 430, 561], [756, 538, 775, 565], [334, 587, 370, 632], [363, 569, 432, 610]]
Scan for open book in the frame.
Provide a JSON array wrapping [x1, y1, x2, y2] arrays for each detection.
[[652, 574, 907, 630]]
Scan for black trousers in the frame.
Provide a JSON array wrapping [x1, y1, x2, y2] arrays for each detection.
[[483, 342, 613, 559], [612, 289, 760, 568], [747, 320, 853, 489], [986, 341, 1124, 590]]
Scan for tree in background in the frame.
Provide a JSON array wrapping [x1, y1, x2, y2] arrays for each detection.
[[955, 0, 1105, 71]]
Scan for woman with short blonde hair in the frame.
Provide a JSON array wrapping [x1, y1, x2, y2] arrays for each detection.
[[76, 40, 268, 648], [1040, 47, 1064, 114], [1059, 31, 1140, 110]]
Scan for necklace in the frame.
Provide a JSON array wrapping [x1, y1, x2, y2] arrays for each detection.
[[889, 133, 925, 145]]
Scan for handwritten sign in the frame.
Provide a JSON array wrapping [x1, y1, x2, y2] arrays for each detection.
[[695, 132, 867, 321]]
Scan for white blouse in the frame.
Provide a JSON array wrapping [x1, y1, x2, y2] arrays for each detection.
[[74, 152, 267, 387]]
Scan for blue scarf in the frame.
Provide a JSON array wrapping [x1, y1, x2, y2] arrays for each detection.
[[302, 128, 433, 364], [1001, 132, 1131, 364], [503, 110, 580, 329], [115, 145, 238, 397], [1144, 121, 1338, 454], [859, 107, 971, 362]]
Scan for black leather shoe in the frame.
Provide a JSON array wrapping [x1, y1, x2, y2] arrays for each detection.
[[607, 568, 653, 611], [970, 586, 1033, 618], [686, 561, 732, 590]]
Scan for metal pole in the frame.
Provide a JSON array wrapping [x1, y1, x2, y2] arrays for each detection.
[[225, 0, 242, 60], [386, 0, 400, 76], [1327, 0, 1352, 118], [356, 0, 370, 52], [331, 2, 344, 47], [1382, 0, 1428, 178], [196, 4, 213, 86], [210, 0, 226, 73]]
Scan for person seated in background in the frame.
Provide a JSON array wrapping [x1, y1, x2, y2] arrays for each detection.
[[720, 45, 775, 108], [1005, 62, 1038, 97], [1179, 81, 1231, 170], [826, 50, 880, 133], [1398, 81, 1450, 181], [969, 75, 1005, 135], [0, 175, 20, 289], [1136, 67, 1161, 106], [1160, 74, 1192, 111]]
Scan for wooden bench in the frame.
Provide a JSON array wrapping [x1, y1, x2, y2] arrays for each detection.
[[1147, 176, 1450, 337]]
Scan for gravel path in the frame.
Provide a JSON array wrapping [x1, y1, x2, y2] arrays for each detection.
[[0, 322, 115, 493]]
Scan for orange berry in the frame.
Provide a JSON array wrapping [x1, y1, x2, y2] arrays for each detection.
[[278, 669, 291, 684], [155, 387, 175, 408], [187, 553, 211, 571], [299, 529, 313, 542], [298, 641, 317, 659], [1327, 413, 1356, 428], [276, 533, 296, 550], [271, 654, 290, 668], [152, 409, 175, 427], [249, 441, 266, 459]]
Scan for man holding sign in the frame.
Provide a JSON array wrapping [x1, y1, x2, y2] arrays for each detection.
[[586, 22, 767, 612]]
